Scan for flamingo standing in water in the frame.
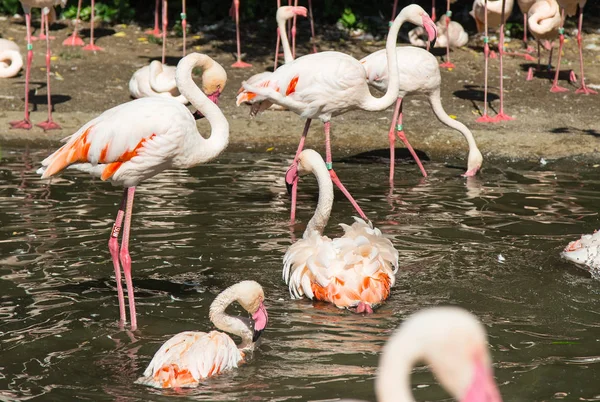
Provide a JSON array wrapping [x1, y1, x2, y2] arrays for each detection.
[[136, 281, 268, 388], [37, 53, 229, 331], [338, 307, 503, 401], [550, 0, 597, 94], [0, 39, 23, 78], [360, 44, 483, 182], [237, 4, 437, 223], [471, 0, 515, 122], [10, 0, 66, 131], [274, 0, 317, 70], [283, 150, 398, 314], [562, 230, 600, 273], [525, 0, 561, 82], [145, 0, 188, 63]]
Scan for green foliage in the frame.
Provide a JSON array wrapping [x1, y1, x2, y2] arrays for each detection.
[[0, 0, 20, 15], [62, 1, 134, 23]]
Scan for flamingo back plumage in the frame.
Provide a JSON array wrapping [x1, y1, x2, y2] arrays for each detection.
[[136, 331, 243, 389], [283, 218, 398, 309], [561, 230, 600, 272]]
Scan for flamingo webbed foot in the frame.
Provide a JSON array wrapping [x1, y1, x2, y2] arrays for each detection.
[[574, 86, 598, 95], [10, 119, 33, 130], [550, 84, 569, 93], [491, 113, 514, 122], [232, 60, 252, 68], [475, 114, 495, 123], [36, 119, 62, 131], [63, 33, 85, 47], [83, 43, 104, 51], [440, 61, 455, 69], [355, 302, 374, 314]]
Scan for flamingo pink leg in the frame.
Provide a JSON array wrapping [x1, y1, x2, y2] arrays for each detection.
[[431, 0, 436, 21], [10, 11, 34, 130], [36, 12, 61, 131], [38, 12, 55, 40], [550, 9, 569, 93], [291, 0, 298, 59], [232, 0, 252, 68], [439, 3, 455, 69], [181, 0, 187, 56], [393, 99, 427, 177], [146, 0, 161, 37], [522, 12, 534, 52], [108, 189, 128, 327], [161, 0, 167, 64], [390, 0, 398, 24], [476, 0, 494, 123], [120, 187, 138, 331], [308, 0, 317, 53], [274, 0, 281, 70], [83, 0, 104, 51], [574, 6, 597, 95], [63, 0, 85, 46], [492, 4, 514, 122], [388, 98, 401, 185], [323, 122, 368, 221], [288, 119, 312, 223]]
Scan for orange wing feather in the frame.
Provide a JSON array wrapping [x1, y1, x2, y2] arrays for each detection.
[[286, 76, 299, 96]]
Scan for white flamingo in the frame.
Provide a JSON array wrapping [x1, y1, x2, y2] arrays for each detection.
[[283, 149, 398, 314], [136, 281, 268, 388], [236, 4, 437, 223], [525, 0, 562, 82], [129, 60, 188, 104], [409, 19, 468, 49], [339, 307, 503, 401], [0, 39, 23, 78], [360, 47, 483, 182], [37, 53, 229, 331], [562, 230, 600, 273], [517, 0, 538, 51]]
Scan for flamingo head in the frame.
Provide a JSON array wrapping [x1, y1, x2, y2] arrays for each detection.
[[463, 148, 484, 177], [201, 58, 227, 106], [233, 281, 268, 343], [398, 5, 437, 49], [277, 6, 308, 21], [285, 163, 298, 195], [421, 13, 437, 48]]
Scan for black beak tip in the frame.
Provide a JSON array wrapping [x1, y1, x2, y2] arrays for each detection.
[[430, 37, 437, 50], [252, 329, 263, 342], [285, 180, 293, 196]]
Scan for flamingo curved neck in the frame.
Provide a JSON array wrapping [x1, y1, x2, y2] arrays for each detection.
[[528, 1, 559, 35], [0, 50, 23, 78], [304, 154, 334, 236], [360, 7, 405, 112], [175, 54, 229, 165], [209, 286, 254, 350], [375, 332, 422, 402], [277, 13, 294, 64]]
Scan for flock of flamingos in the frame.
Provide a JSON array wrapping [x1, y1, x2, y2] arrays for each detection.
[[1, 0, 599, 399]]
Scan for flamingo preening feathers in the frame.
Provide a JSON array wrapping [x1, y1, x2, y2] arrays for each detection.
[[129, 61, 188, 104], [0, 39, 23, 78], [37, 53, 229, 330], [525, 0, 561, 82], [136, 281, 268, 388], [283, 150, 398, 314], [237, 4, 437, 223]]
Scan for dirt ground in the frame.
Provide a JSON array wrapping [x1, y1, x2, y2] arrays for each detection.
[[0, 15, 599, 165]]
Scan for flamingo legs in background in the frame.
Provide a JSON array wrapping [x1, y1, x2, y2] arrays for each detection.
[[83, 0, 103, 51], [181, 0, 187, 56], [476, 0, 493, 122], [274, 0, 316, 70], [148, 0, 188, 62], [63, 0, 85, 46], [494, 0, 514, 121], [572, 5, 595, 94], [232, 0, 252, 68], [439, 0, 454, 69], [10, 7, 61, 130], [146, 0, 161, 37]]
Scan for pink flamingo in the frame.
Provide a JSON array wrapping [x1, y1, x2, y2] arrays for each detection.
[[37, 53, 229, 330], [550, 0, 597, 94], [237, 5, 437, 223], [136, 281, 268, 388], [517, 0, 537, 52], [231, 0, 251, 68], [339, 307, 503, 401], [0, 39, 23, 78], [471, 0, 515, 122], [274, 0, 317, 70], [10, 0, 66, 131], [146, 0, 188, 63], [283, 149, 398, 314], [361, 44, 483, 182], [525, 0, 561, 82]]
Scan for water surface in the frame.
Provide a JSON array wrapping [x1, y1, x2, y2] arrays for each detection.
[[1, 148, 599, 401]]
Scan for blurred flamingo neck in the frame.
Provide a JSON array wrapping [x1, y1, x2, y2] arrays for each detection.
[[209, 285, 254, 349], [175, 54, 229, 165], [304, 154, 334, 236], [376, 333, 421, 402], [277, 12, 295, 63], [0, 51, 22, 78]]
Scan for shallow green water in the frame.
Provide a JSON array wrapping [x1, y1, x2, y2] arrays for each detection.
[[1, 148, 599, 401]]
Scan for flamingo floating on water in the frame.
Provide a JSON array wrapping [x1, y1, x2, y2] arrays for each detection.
[[550, 0, 597, 94], [360, 43, 483, 182], [10, 0, 66, 131], [237, 4, 437, 223], [283, 149, 398, 314], [37, 53, 229, 330], [0, 39, 23, 78], [339, 307, 503, 401], [562, 230, 600, 274], [136, 281, 268, 388]]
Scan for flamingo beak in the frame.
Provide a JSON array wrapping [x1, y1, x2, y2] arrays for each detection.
[[252, 301, 268, 342], [461, 361, 503, 402], [285, 164, 298, 196], [293, 6, 308, 17], [195, 90, 222, 119], [422, 14, 437, 49]]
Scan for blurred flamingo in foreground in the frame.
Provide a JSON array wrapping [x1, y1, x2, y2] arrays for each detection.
[[283, 150, 398, 314], [0, 39, 23, 78], [339, 307, 503, 401], [551, 0, 597, 94], [136, 281, 268, 388], [562, 230, 600, 274], [37, 53, 229, 330], [10, 0, 66, 131], [237, 4, 437, 223], [361, 43, 482, 181]]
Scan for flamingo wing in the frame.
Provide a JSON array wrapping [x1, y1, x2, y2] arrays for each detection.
[[38, 98, 190, 183], [136, 330, 243, 389]]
